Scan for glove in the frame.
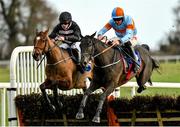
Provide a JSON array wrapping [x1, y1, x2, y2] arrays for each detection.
[[97, 35, 103, 40], [107, 40, 113, 45]]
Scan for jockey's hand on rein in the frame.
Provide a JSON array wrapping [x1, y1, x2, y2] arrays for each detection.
[[57, 36, 65, 41], [112, 40, 120, 46], [97, 35, 103, 40]]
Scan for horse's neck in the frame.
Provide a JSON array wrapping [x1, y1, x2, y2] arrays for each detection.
[[46, 40, 65, 63], [94, 42, 115, 65]]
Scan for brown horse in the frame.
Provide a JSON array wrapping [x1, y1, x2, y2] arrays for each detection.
[[32, 29, 92, 112], [76, 32, 160, 123]]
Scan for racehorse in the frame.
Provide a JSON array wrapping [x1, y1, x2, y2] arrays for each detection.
[[32, 29, 92, 112], [76, 32, 160, 123]]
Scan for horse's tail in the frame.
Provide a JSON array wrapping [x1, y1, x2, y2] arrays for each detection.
[[152, 58, 160, 69], [141, 44, 161, 73]]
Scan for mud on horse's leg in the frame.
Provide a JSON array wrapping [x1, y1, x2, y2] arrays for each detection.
[[52, 84, 63, 110], [76, 82, 97, 120], [92, 85, 114, 123], [40, 81, 56, 113]]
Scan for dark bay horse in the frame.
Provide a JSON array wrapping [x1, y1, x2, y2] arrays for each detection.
[[32, 29, 92, 112], [76, 33, 160, 123]]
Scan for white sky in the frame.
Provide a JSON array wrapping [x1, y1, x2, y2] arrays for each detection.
[[46, 0, 178, 50]]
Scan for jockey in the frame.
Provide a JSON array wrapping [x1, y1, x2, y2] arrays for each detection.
[[49, 11, 82, 64], [97, 7, 139, 72]]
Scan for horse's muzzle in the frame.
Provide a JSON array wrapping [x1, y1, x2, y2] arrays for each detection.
[[32, 51, 41, 61]]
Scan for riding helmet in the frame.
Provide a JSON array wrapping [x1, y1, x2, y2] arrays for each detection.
[[111, 7, 124, 19], [59, 11, 72, 23]]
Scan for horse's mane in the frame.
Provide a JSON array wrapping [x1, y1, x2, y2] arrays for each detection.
[[91, 37, 110, 49]]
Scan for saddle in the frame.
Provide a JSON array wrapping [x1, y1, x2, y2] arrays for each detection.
[[118, 46, 141, 79], [66, 48, 87, 73]]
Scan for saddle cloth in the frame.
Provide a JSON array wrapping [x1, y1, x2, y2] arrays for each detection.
[[120, 49, 141, 79]]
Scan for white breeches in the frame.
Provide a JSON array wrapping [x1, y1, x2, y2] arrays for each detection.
[[59, 42, 81, 53]]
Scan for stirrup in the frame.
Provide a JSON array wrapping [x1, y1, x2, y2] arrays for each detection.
[[77, 64, 85, 73], [134, 64, 140, 73]]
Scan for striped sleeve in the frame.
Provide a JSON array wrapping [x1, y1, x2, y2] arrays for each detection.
[[121, 16, 135, 43], [97, 21, 112, 35]]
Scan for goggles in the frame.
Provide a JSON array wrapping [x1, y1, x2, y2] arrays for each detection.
[[113, 18, 123, 21], [61, 21, 70, 25]]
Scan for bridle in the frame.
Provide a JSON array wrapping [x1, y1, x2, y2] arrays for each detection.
[[34, 35, 71, 68], [81, 37, 121, 68]]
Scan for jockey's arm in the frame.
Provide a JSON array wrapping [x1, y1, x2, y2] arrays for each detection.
[[120, 29, 134, 44], [64, 25, 81, 42], [48, 24, 59, 40], [120, 17, 135, 44], [64, 34, 81, 42], [97, 22, 112, 40]]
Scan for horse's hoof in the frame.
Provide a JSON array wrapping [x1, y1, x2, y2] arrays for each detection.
[[137, 86, 146, 93], [57, 101, 63, 109], [92, 116, 100, 123], [76, 112, 84, 119], [48, 104, 56, 113]]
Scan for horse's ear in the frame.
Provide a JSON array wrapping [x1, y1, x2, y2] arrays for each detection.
[[44, 28, 49, 35], [91, 32, 96, 38], [80, 34, 84, 39]]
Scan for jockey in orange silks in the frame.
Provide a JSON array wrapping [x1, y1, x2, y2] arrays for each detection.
[[97, 7, 140, 72]]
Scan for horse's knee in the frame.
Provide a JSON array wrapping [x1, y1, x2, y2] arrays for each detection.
[[84, 88, 92, 95], [40, 83, 46, 90]]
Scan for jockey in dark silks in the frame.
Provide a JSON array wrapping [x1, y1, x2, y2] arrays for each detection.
[[97, 7, 140, 72], [49, 11, 82, 63]]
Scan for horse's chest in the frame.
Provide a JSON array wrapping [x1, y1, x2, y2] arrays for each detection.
[[45, 67, 68, 78]]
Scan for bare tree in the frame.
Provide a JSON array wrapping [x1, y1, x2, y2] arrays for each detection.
[[159, 0, 180, 54], [0, 0, 58, 59]]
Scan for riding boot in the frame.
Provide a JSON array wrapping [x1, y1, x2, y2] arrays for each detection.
[[125, 42, 139, 72], [74, 49, 85, 73], [130, 46, 140, 72], [77, 50, 81, 64]]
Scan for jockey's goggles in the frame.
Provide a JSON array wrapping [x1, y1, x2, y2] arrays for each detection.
[[61, 21, 70, 25], [113, 18, 123, 21]]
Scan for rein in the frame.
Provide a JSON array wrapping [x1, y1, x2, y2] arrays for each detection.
[[92, 41, 121, 68], [36, 38, 71, 68], [93, 43, 116, 58], [46, 56, 72, 66]]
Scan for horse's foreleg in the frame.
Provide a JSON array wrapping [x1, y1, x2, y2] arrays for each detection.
[[40, 82, 56, 112], [53, 85, 63, 110], [76, 82, 97, 119], [92, 84, 115, 123]]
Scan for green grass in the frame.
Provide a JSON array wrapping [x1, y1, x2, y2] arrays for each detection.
[[0, 66, 9, 82], [151, 62, 180, 82], [129, 62, 180, 82], [120, 87, 180, 98]]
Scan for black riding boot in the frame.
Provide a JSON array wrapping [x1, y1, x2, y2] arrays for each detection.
[[77, 50, 81, 64], [74, 48, 85, 73], [124, 42, 139, 72]]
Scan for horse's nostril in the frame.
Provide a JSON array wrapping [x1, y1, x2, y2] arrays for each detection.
[[84, 61, 87, 65], [32, 52, 39, 60]]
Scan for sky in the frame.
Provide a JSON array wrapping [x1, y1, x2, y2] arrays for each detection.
[[46, 0, 178, 50]]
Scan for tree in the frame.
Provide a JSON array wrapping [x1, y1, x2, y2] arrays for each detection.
[[0, 0, 58, 59], [159, 0, 180, 55]]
